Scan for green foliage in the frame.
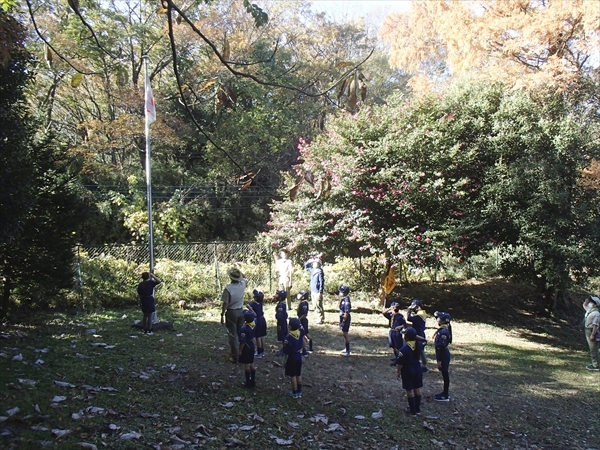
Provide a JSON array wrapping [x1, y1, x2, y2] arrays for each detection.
[[243, 0, 268, 27], [266, 82, 600, 298]]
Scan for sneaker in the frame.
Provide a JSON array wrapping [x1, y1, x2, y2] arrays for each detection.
[[146, 331, 154, 335], [586, 365, 600, 371], [293, 392, 301, 399], [254, 351, 259, 356], [434, 393, 450, 402], [255, 353, 264, 359]]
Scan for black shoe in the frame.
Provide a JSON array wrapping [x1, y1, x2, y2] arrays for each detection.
[[403, 406, 416, 416]]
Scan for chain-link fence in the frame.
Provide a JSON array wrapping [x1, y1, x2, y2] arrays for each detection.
[[75, 242, 274, 308]]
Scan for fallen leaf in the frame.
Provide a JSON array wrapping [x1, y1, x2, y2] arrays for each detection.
[[34, 348, 50, 353], [120, 431, 142, 440], [252, 414, 264, 423], [18, 378, 38, 386], [52, 428, 72, 438], [6, 407, 20, 416], [31, 426, 49, 431], [225, 436, 245, 446], [354, 415, 365, 420], [90, 343, 107, 347], [108, 424, 120, 431], [54, 381, 76, 388], [75, 353, 89, 358], [325, 423, 343, 432], [51, 396, 67, 403], [239, 425, 255, 431], [76, 443, 98, 450], [423, 421, 435, 432], [221, 402, 235, 409], [287, 422, 299, 428], [371, 410, 383, 419], [11, 354, 23, 361], [34, 359, 44, 365]]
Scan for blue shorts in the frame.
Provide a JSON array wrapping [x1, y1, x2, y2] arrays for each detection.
[[285, 357, 302, 377], [300, 317, 309, 335], [436, 348, 451, 371], [254, 317, 267, 338], [141, 297, 155, 314], [400, 364, 423, 391], [239, 345, 255, 364], [277, 321, 288, 342], [389, 330, 403, 349], [339, 314, 351, 332]]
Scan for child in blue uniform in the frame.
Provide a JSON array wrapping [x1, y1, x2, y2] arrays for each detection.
[[296, 290, 313, 355], [382, 301, 406, 362], [394, 327, 424, 416], [248, 289, 267, 358], [407, 299, 429, 373], [137, 272, 162, 335], [283, 318, 304, 398], [275, 290, 288, 355], [238, 311, 256, 388], [338, 285, 352, 356], [433, 311, 452, 401]]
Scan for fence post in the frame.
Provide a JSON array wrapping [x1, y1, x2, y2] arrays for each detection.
[[76, 245, 85, 310], [214, 242, 221, 296]]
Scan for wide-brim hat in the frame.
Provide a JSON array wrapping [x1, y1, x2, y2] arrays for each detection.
[[229, 268, 242, 281], [589, 296, 600, 306]]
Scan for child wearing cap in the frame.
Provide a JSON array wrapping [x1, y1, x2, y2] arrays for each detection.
[[394, 327, 424, 416], [296, 290, 313, 355], [275, 290, 289, 355], [433, 311, 452, 401], [338, 285, 352, 356], [248, 289, 267, 358], [382, 301, 406, 361], [238, 311, 256, 388], [283, 317, 304, 398], [407, 299, 429, 373]]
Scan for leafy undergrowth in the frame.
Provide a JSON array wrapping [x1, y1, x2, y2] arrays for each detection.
[[1, 280, 599, 450]]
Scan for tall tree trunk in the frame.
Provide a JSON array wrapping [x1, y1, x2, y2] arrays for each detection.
[[0, 275, 12, 320]]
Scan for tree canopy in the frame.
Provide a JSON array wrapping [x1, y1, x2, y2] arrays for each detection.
[[265, 82, 600, 307], [379, 0, 600, 93]]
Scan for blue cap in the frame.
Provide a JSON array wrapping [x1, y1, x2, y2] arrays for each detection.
[[390, 302, 399, 307], [289, 318, 301, 330], [338, 285, 350, 296], [403, 327, 417, 340], [410, 299, 423, 308], [243, 310, 255, 322], [253, 289, 264, 302], [276, 290, 287, 301]]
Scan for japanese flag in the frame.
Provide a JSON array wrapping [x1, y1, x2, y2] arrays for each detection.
[[145, 70, 156, 125]]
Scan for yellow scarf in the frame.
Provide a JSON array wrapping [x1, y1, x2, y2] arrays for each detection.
[[289, 329, 300, 339], [406, 340, 416, 351], [247, 322, 255, 329], [417, 309, 427, 319]]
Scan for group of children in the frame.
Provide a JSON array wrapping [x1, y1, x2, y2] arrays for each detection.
[[382, 299, 453, 415], [233, 279, 453, 414], [235, 284, 352, 398]]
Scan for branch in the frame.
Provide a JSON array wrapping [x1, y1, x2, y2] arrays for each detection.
[[166, 0, 374, 98], [25, 0, 100, 75], [165, 5, 279, 199]]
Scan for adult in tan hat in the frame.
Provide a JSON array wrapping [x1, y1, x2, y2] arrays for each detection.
[[221, 268, 247, 362]]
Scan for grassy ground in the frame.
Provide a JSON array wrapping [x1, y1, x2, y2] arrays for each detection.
[[1, 279, 599, 450]]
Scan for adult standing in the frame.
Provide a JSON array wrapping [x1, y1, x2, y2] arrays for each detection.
[[583, 295, 600, 371], [304, 256, 325, 324], [276, 250, 294, 309], [221, 268, 247, 363]]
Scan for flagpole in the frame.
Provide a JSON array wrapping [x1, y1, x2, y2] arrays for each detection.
[[143, 55, 155, 273]]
